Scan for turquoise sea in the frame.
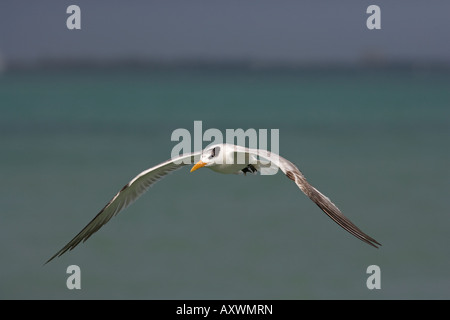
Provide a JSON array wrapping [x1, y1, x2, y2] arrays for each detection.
[[1, 67, 449, 299]]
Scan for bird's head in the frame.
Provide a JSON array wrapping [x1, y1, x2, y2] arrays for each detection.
[[190, 145, 224, 172]]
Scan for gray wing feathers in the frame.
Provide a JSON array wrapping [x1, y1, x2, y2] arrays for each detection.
[[283, 158, 381, 248], [288, 168, 381, 248], [241, 146, 381, 248], [46, 153, 198, 263]]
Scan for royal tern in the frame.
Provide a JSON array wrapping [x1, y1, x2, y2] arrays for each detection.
[[46, 143, 380, 263]]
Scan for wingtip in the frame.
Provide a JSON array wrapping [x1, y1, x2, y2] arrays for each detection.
[[44, 253, 58, 265], [364, 236, 382, 249], [373, 240, 382, 249]]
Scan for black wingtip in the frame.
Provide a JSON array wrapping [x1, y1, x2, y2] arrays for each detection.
[[44, 252, 60, 265]]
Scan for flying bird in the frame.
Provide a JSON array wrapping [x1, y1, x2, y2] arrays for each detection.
[[46, 143, 380, 263]]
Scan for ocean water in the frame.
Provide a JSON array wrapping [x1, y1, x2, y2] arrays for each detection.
[[1, 67, 449, 299]]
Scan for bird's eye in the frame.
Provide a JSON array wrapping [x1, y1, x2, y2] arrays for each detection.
[[210, 146, 220, 158]]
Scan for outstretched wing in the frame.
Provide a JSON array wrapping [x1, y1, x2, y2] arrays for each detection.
[[46, 152, 201, 263], [233, 145, 381, 248]]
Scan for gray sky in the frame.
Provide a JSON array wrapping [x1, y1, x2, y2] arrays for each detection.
[[1, 0, 449, 66]]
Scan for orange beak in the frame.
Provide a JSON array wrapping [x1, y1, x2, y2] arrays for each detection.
[[190, 160, 207, 172]]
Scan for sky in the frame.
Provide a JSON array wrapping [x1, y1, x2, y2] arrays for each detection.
[[0, 0, 449, 66]]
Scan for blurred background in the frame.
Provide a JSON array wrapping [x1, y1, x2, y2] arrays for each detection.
[[1, 0, 449, 299]]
